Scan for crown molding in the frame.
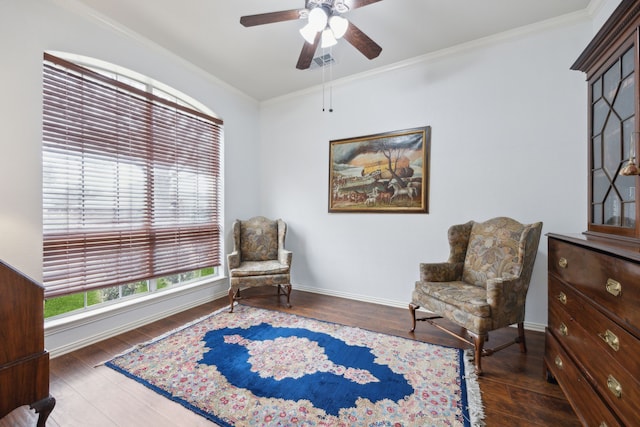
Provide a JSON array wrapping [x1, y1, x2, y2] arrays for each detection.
[[263, 8, 591, 106], [51, 0, 257, 105]]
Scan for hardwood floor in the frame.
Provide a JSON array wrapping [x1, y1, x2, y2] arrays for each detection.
[[1, 289, 580, 426]]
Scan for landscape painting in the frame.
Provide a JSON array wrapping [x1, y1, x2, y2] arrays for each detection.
[[329, 126, 430, 213]]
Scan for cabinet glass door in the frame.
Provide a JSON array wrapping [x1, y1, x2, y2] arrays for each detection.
[[590, 46, 636, 229]]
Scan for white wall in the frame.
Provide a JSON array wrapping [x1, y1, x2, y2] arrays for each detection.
[[0, 0, 612, 354], [0, 0, 261, 353], [591, 0, 623, 32], [258, 15, 593, 329]]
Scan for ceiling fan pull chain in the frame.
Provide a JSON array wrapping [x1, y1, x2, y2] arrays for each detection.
[[321, 47, 334, 113], [328, 46, 334, 112], [321, 49, 326, 111]]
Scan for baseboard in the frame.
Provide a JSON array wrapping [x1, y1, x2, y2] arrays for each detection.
[[523, 322, 546, 333], [293, 284, 409, 309]]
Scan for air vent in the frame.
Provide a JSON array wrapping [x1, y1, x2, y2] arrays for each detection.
[[310, 53, 336, 69]]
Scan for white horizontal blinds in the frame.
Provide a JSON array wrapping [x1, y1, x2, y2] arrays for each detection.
[[42, 53, 222, 298]]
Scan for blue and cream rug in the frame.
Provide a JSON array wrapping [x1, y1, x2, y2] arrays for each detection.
[[106, 305, 484, 426]]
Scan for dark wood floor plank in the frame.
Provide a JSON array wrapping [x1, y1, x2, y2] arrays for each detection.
[[0, 289, 579, 426], [481, 380, 580, 426]]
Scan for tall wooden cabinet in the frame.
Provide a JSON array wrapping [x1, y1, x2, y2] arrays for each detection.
[[0, 261, 55, 426], [543, 1, 640, 425]]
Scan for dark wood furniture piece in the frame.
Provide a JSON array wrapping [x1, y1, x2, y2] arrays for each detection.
[[0, 261, 55, 426], [544, 1, 640, 425], [545, 234, 640, 426]]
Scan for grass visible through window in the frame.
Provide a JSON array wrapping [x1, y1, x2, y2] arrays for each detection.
[[44, 267, 216, 319], [44, 291, 101, 318]]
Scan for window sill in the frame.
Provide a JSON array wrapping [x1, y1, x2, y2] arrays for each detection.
[[45, 276, 229, 357]]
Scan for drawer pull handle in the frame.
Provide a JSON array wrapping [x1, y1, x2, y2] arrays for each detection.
[[607, 375, 622, 398], [599, 423, 608, 427], [605, 278, 622, 297], [559, 323, 568, 336], [558, 257, 568, 268], [554, 355, 563, 370], [598, 329, 620, 351], [557, 292, 567, 305]]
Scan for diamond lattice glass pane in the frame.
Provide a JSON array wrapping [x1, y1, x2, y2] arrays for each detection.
[[623, 201, 636, 227], [614, 75, 635, 119], [615, 172, 636, 202], [593, 76, 602, 100], [592, 99, 609, 135], [603, 120, 622, 176], [622, 47, 634, 77], [593, 135, 603, 169], [593, 203, 603, 224], [592, 169, 609, 203], [623, 118, 635, 162], [603, 61, 620, 102], [604, 192, 622, 226]]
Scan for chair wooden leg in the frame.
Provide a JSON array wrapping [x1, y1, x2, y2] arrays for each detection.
[[228, 288, 235, 313], [409, 303, 419, 332], [31, 395, 56, 427], [472, 333, 486, 375], [283, 284, 292, 307], [517, 322, 527, 353]]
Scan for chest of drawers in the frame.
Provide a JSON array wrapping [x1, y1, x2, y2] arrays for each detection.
[[545, 233, 640, 426]]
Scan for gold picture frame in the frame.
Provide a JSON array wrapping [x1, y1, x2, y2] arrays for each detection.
[[329, 126, 430, 213]]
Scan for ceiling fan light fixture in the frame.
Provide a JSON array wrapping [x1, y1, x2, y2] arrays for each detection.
[[299, 22, 318, 44], [333, 0, 350, 14], [329, 15, 349, 39], [321, 27, 338, 48], [240, 0, 382, 70], [308, 7, 328, 32]]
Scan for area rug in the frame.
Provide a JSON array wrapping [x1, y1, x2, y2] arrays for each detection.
[[106, 304, 484, 426]]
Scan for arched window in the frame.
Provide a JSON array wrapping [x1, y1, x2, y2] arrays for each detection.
[[42, 52, 223, 318]]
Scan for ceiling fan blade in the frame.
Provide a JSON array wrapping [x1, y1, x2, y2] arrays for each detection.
[[343, 22, 382, 60], [296, 32, 321, 70], [348, 0, 384, 10], [240, 9, 303, 27]]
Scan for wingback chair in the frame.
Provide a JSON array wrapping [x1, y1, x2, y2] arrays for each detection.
[[409, 216, 542, 374], [227, 216, 292, 313]]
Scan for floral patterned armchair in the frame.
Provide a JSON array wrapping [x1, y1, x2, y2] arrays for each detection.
[[409, 216, 542, 374], [227, 216, 292, 313]]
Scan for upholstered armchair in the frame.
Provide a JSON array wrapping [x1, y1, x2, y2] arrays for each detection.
[[409, 216, 542, 374], [227, 216, 292, 313]]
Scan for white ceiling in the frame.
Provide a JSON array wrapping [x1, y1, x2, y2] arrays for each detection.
[[71, 0, 592, 101]]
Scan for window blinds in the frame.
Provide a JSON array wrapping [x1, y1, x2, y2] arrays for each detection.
[[42, 53, 222, 298]]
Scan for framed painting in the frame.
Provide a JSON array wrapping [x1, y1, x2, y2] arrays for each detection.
[[329, 126, 430, 213]]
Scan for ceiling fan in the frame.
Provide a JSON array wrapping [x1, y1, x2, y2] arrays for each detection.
[[240, 0, 383, 70]]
